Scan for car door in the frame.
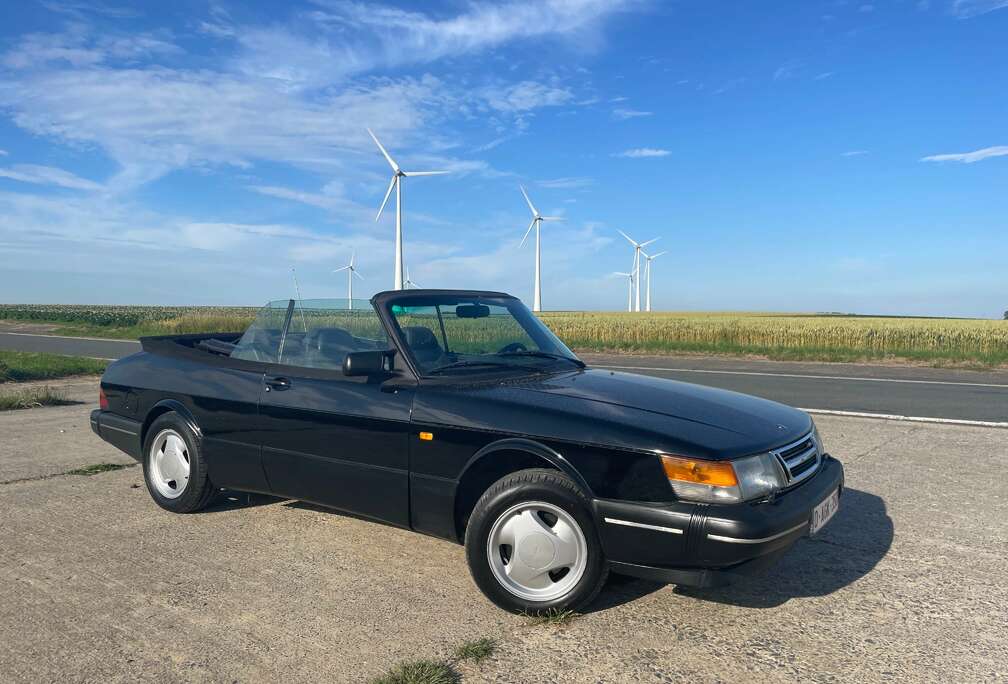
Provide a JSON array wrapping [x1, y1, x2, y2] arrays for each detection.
[[187, 299, 293, 493], [257, 299, 415, 527]]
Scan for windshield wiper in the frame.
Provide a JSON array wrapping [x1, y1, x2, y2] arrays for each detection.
[[496, 350, 586, 368], [428, 360, 533, 375]]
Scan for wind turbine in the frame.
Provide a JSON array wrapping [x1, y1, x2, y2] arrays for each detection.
[[404, 266, 420, 290], [368, 128, 447, 290], [519, 185, 563, 312], [617, 230, 659, 312], [642, 250, 667, 312], [613, 272, 634, 312], [333, 251, 363, 309]]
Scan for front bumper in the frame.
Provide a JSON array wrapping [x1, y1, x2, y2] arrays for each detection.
[[593, 455, 844, 587]]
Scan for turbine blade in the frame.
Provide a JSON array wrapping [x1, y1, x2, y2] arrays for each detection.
[[350, 250, 356, 267], [333, 266, 350, 273], [650, 251, 667, 259], [519, 185, 538, 217], [541, 216, 564, 222], [402, 170, 448, 177], [617, 229, 637, 246], [376, 176, 396, 221], [640, 237, 660, 248], [520, 217, 536, 247], [367, 128, 399, 172], [353, 269, 364, 280]]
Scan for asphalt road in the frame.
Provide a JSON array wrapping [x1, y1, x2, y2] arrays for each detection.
[[1, 388, 1004, 682], [2, 331, 1007, 424], [0, 330, 141, 360]]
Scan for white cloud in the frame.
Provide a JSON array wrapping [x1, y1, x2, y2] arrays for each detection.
[[0, 164, 103, 190], [537, 177, 594, 189], [842, 150, 870, 157], [0, 149, 7, 156], [480, 81, 573, 112], [773, 60, 802, 81], [951, 0, 1008, 18], [229, 0, 632, 88], [612, 107, 652, 120], [920, 146, 1008, 163], [613, 148, 670, 158], [1, 20, 589, 194]]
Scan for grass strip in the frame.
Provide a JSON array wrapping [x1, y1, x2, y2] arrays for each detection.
[[523, 607, 578, 627], [369, 637, 497, 684], [0, 386, 76, 411], [1, 462, 137, 486], [67, 463, 129, 476], [0, 351, 107, 383]]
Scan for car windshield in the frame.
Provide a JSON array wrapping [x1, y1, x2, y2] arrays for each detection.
[[385, 295, 581, 375]]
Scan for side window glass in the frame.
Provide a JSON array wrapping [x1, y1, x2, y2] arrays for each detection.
[[230, 300, 289, 363], [285, 299, 389, 371]]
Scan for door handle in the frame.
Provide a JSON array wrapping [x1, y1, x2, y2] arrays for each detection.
[[265, 376, 292, 392]]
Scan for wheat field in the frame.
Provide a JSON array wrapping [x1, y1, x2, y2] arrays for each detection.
[[1, 304, 1005, 366]]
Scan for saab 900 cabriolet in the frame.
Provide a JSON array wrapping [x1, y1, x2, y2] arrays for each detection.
[[91, 290, 843, 613]]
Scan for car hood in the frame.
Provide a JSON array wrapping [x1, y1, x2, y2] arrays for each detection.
[[414, 369, 812, 460]]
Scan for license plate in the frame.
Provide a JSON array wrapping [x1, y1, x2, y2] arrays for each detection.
[[809, 488, 839, 535]]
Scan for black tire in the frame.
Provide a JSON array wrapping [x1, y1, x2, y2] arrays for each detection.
[[142, 412, 216, 513], [465, 468, 608, 614]]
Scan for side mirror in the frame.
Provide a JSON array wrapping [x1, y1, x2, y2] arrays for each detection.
[[343, 350, 392, 377]]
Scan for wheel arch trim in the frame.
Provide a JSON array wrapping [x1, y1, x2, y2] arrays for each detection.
[[459, 437, 594, 498], [143, 399, 202, 444]]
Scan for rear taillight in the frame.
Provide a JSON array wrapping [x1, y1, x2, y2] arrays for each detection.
[[99, 388, 109, 410]]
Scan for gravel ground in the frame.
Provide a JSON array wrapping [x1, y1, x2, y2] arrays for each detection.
[[0, 381, 1004, 683]]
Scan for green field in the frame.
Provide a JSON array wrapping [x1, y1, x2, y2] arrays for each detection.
[[0, 350, 108, 383], [1, 304, 1006, 368]]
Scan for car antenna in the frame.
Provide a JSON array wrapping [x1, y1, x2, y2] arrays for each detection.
[[290, 266, 308, 333]]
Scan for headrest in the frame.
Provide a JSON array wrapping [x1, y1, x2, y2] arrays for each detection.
[[403, 326, 440, 351], [314, 328, 355, 350]]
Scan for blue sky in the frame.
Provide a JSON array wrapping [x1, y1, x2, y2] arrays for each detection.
[[0, 0, 1005, 316]]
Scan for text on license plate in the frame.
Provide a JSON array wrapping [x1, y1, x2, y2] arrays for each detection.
[[810, 488, 839, 535]]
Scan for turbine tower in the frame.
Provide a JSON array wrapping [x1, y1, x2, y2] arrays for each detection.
[[618, 230, 659, 312], [614, 272, 634, 312], [333, 251, 363, 309], [368, 128, 447, 290], [404, 266, 420, 290], [642, 250, 667, 312], [519, 185, 563, 312]]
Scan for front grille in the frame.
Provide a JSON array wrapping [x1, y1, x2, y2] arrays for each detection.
[[771, 432, 820, 486]]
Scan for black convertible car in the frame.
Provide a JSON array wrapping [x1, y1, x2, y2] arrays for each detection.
[[92, 290, 843, 613]]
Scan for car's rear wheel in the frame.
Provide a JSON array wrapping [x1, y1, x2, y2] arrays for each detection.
[[142, 413, 216, 513], [465, 468, 608, 614]]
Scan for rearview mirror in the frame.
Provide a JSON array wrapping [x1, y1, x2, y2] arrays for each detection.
[[456, 304, 490, 319], [343, 350, 392, 376]]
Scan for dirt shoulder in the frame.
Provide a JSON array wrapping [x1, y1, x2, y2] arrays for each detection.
[[0, 415, 1004, 682]]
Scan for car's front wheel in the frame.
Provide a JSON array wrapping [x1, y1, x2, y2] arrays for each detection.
[[465, 468, 608, 614]]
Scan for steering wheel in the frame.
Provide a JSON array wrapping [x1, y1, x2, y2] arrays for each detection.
[[497, 342, 528, 354]]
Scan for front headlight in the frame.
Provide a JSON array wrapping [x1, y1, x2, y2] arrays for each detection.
[[660, 452, 786, 504]]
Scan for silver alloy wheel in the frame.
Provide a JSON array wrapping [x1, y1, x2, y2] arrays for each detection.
[[148, 429, 190, 500], [486, 501, 588, 602]]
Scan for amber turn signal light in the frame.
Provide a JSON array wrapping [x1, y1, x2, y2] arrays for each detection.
[[660, 454, 738, 487], [419, 431, 434, 441]]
